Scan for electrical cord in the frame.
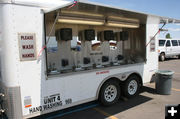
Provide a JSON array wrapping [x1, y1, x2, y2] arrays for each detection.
[[37, 12, 59, 58]]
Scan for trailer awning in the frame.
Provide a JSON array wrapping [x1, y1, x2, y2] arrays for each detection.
[[44, 0, 180, 24]]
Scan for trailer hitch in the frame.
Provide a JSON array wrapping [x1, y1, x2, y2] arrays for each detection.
[[0, 92, 7, 119], [0, 109, 5, 113], [0, 93, 5, 97], [0, 93, 6, 115]]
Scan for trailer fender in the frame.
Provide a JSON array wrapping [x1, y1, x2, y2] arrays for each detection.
[[96, 71, 142, 99]]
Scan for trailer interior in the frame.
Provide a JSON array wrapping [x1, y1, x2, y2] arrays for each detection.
[[44, 3, 147, 76]]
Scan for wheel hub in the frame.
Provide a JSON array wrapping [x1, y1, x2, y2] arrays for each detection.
[[104, 85, 117, 102], [128, 80, 138, 95]]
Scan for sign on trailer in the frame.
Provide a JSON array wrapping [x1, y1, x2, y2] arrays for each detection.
[[18, 33, 37, 61]]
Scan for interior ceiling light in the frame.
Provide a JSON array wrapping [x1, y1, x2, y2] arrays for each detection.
[[58, 11, 140, 28], [107, 16, 140, 28], [58, 16, 104, 25], [61, 10, 104, 18], [108, 16, 139, 23], [106, 21, 139, 28]]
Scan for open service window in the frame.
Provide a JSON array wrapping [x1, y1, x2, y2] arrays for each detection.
[[44, 7, 146, 76]]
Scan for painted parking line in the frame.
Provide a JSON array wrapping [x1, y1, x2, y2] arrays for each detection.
[[172, 88, 180, 92], [94, 108, 118, 119], [148, 83, 180, 92], [175, 72, 180, 75]]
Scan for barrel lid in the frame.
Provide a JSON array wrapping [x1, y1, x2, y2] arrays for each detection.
[[156, 70, 174, 75]]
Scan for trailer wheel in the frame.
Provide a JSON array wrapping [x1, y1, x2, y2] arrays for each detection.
[[178, 55, 180, 59], [99, 80, 120, 106], [123, 75, 140, 98], [159, 53, 165, 61]]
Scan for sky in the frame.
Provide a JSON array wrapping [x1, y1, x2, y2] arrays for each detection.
[[89, 0, 180, 39]]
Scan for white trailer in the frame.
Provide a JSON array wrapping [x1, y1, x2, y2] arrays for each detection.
[[0, 0, 180, 118]]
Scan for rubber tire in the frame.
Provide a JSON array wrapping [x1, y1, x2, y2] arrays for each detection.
[[178, 55, 180, 59], [99, 80, 120, 106], [159, 53, 165, 61], [122, 75, 141, 99]]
